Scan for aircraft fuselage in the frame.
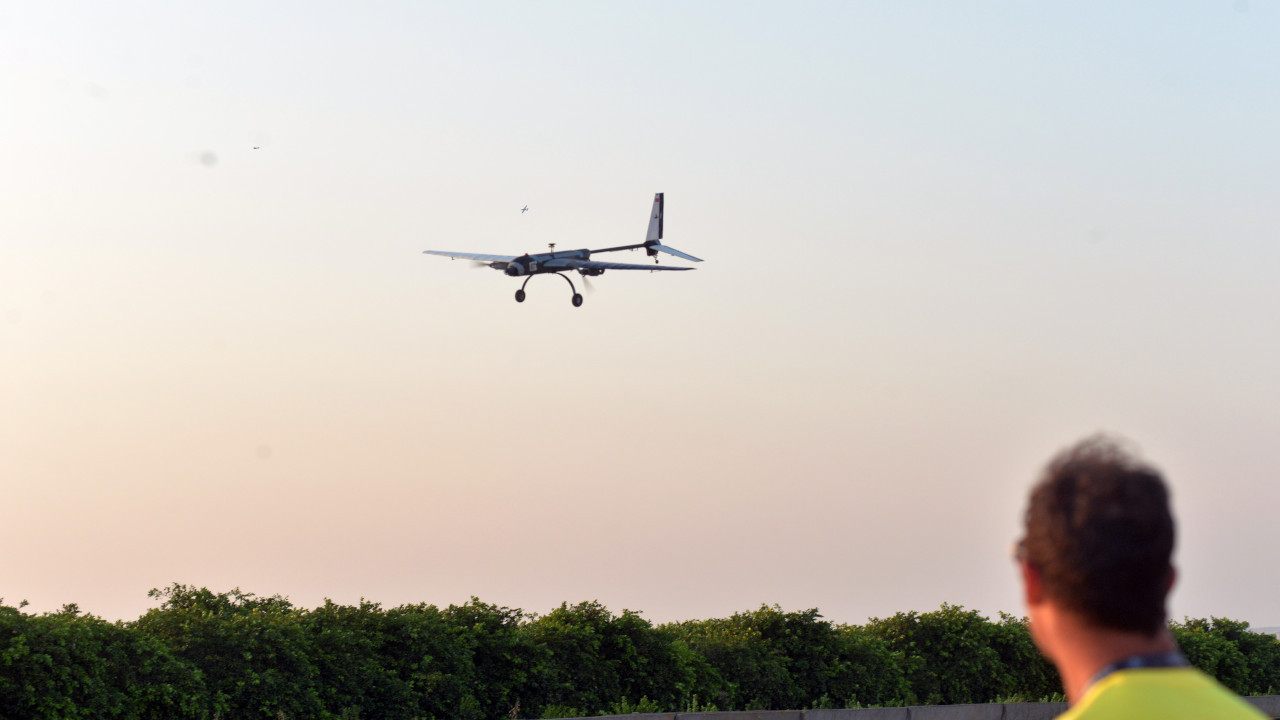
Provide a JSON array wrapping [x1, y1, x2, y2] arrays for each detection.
[[503, 248, 592, 277]]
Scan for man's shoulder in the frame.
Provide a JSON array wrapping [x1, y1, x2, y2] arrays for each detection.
[[1059, 667, 1269, 720]]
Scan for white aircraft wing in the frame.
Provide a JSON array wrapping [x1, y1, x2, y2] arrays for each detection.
[[549, 258, 693, 272], [423, 250, 518, 263]]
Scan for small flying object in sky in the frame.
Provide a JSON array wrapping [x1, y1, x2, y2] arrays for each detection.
[[424, 193, 701, 307], [252, 146, 261, 150], [521, 205, 529, 213]]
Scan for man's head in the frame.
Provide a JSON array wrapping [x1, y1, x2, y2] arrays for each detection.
[[1019, 435, 1176, 636]]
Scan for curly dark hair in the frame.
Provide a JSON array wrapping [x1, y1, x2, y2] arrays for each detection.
[[1022, 435, 1176, 635]]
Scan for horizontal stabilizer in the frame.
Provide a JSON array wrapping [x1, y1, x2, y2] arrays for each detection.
[[652, 244, 702, 262]]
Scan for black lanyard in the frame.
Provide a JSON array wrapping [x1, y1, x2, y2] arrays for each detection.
[[1088, 650, 1189, 690]]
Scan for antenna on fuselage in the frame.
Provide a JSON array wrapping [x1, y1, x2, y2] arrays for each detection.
[[548, 243, 556, 253]]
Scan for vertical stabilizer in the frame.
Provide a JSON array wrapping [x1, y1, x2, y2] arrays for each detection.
[[645, 193, 664, 241]]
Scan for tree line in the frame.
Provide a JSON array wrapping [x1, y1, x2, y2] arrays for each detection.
[[2, 585, 1277, 719]]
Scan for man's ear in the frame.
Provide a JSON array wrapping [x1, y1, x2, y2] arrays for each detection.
[[1021, 559, 1044, 606], [1166, 565, 1177, 596]]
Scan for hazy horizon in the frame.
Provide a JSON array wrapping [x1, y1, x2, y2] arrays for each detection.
[[4, 1, 1279, 628]]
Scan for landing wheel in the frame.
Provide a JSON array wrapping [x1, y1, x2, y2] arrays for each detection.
[[571, 293, 584, 308], [515, 289, 526, 303]]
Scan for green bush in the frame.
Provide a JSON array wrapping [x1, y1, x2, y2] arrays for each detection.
[[4, 591, 1278, 719]]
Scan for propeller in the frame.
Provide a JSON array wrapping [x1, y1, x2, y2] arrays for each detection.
[[574, 268, 598, 293]]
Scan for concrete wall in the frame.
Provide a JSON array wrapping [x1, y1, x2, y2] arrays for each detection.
[[545, 696, 1280, 720], [1250, 696, 1280, 718]]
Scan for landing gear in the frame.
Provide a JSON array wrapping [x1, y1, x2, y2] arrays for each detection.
[[515, 273, 585, 307]]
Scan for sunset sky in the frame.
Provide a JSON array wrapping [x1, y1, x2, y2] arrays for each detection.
[[3, 1, 1279, 628]]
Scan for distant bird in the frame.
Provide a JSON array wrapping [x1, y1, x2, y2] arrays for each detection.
[[252, 146, 261, 150], [521, 205, 528, 213]]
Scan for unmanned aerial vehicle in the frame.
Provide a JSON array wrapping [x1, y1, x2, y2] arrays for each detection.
[[423, 193, 701, 307]]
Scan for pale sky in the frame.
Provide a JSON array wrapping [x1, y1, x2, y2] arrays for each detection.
[[3, 1, 1279, 628]]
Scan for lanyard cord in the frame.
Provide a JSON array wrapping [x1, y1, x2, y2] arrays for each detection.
[[1087, 650, 1189, 691]]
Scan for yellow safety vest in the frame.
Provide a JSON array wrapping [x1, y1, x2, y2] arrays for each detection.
[[1059, 667, 1268, 720]]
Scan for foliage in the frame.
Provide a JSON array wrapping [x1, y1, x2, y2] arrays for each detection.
[[302, 598, 418, 719], [666, 605, 915, 711], [538, 704, 583, 719], [135, 584, 323, 719], [987, 612, 1061, 700], [521, 601, 692, 715], [864, 603, 1009, 704], [0, 601, 206, 720], [607, 695, 662, 714], [858, 605, 1058, 706], [830, 624, 913, 707], [1173, 617, 1280, 696], [3, 590, 1278, 719], [668, 605, 818, 710], [443, 598, 538, 720]]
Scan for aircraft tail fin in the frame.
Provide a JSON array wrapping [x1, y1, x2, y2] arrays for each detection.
[[641, 192, 702, 261], [645, 192, 663, 241]]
